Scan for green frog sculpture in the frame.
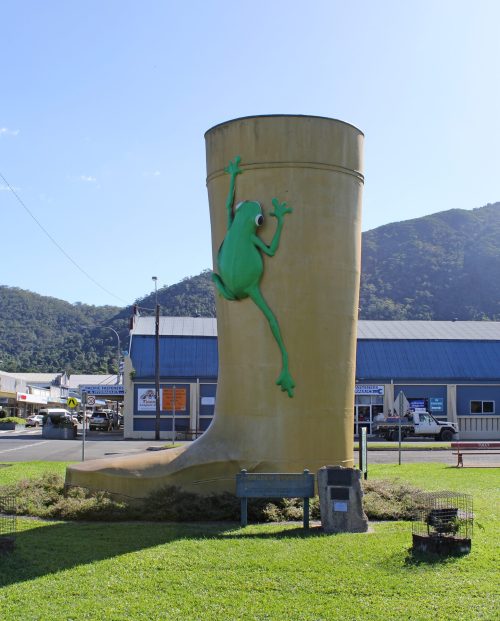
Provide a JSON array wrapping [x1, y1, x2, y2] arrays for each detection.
[[212, 156, 295, 397]]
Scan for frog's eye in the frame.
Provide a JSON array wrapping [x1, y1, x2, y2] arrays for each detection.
[[255, 214, 264, 227]]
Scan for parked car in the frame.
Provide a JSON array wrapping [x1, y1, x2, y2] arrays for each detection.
[[89, 411, 113, 431], [77, 411, 93, 423], [25, 414, 44, 427]]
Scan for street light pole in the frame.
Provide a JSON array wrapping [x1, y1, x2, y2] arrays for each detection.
[[104, 327, 121, 385], [152, 276, 158, 307], [152, 276, 161, 440]]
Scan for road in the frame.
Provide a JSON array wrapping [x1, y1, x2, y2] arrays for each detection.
[[1, 427, 498, 466], [0, 427, 172, 462]]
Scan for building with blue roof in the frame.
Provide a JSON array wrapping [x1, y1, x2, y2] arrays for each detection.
[[124, 317, 500, 440]]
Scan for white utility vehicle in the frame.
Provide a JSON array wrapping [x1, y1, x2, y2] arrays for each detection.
[[373, 409, 458, 441]]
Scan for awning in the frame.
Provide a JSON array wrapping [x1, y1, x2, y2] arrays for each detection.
[[0, 390, 17, 399]]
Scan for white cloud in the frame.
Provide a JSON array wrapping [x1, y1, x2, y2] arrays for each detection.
[[0, 127, 20, 137], [143, 170, 161, 177], [80, 175, 97, 183], [0, 184, 20, 191]]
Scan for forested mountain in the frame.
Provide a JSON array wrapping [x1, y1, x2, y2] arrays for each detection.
[[1, 202, 499, 373], [359, 202, 500, 320], [0, 288, 125, 373], [0, 273, 215, 374]]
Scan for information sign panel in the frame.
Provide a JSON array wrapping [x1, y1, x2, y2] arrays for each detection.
[[429, 397, 444, 412], [162, 388, 187, 412]]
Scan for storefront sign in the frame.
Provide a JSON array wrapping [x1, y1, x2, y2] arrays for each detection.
[[16, 392, 48, 404], [355, 385, 384, 396], [79, 384, 125, 396], [201, 396, 215, 406], [429, 397, 444, 412], [137, 388, 157, 411], [162, 387, 187, 412]]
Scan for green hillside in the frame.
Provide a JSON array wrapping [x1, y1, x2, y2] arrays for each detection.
[[0, 287, 125, 373], [360, 202, 500, 320]]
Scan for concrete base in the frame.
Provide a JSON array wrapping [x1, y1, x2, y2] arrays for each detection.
[[412, 534, 471, 555], [42, 427, 77, 440]]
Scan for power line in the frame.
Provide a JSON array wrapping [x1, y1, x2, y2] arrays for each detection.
[[0, 171, 128, 304]]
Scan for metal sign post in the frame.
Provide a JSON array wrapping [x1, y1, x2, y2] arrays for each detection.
[[81, 391, 87, 461], [359, 426, 368, 480], [172, 385, 176, 446], [397, 391, 404, 466]]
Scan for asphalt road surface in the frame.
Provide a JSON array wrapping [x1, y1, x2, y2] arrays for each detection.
[[0, 427, 498, 467]]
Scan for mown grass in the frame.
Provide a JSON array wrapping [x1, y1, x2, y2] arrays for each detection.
[[0, 461, 71, 485], [0, 463, 498, 621]]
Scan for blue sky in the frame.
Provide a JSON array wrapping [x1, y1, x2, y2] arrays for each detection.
[[1, 1, 499, 306]]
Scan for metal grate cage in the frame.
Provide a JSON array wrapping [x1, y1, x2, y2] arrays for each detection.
[[0, 494, 17, 538], [412, 491, 473, 540]]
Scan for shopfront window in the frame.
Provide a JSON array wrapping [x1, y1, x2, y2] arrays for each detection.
[[470, 400, 495, 414], [354, 394, 385, 435]]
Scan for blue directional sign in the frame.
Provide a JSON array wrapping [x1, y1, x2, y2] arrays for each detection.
[[429, 397, 444, 412], [79, 384, 125, 396]]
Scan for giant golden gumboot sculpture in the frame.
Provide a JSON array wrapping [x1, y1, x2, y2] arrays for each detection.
[[65, 115, 364, 497]]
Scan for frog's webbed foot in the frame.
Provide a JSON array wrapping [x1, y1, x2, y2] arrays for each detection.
[[270, 198, 293, 221], [276, 369, 296, 398], [224, 156, 242, 177], [212, 272, 237, 301]]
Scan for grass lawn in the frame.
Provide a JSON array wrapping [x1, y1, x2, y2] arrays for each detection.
[[0, 461, 71, 485], [0, 462, 498, 621]]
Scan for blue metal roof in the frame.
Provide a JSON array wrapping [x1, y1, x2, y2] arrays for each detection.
[[356, 340, 500, 382], [130, 335, 218, 379], [130, 334, 500, 382]]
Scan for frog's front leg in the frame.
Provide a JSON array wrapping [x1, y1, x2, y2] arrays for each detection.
[[247, 285, 295, 398]]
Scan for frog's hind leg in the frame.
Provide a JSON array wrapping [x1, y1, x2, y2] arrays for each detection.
[[248, 285, 295, 397], [212, 272, 237, 301]]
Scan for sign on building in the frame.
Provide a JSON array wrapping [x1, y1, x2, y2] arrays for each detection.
[[162, 388, 187, 411], [79, 385, 125, 396], [355, 385, 384, 396], [137, 388, 157, 411], [429, 397, 444, 412]]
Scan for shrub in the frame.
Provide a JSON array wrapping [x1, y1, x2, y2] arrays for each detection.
[[0, 474, 424, 523], [362, 478, 424, 520], [0, 417, 25, 425]]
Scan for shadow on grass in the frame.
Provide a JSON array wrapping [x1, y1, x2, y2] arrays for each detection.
[[221, 524, 326, 539], [0, 520, 324, 587], [403, 549, 468, 566]]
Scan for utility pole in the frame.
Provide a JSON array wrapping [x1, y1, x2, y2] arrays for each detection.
[[103, 327, 121, 385], [172, 384, 176, 446], [154, 302, 161, 440]]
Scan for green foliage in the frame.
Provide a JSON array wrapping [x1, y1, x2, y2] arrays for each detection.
[[0, 286, 125, 374], [0, 272, 216, 374], [1, 471, 424, 524], [0, 417, 25, 425], [360, 202, 500, 320]]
